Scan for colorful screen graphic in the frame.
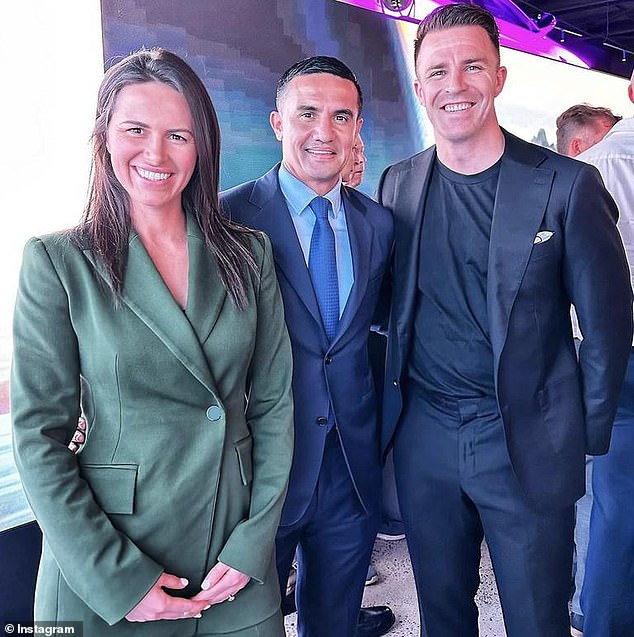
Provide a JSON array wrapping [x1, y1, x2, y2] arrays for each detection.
[[335, 0, 591, 69]]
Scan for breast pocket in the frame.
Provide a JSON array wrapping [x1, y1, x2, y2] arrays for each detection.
[[80, 464, 138, 515], [529, 231, 559, 263]]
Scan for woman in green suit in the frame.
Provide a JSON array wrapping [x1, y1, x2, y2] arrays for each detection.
[[11, 48, 293, 636]]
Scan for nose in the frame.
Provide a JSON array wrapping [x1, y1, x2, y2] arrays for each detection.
[[144, 133, 166, 162], [445, 70, 467, 93], [313, 117, 335, 142]]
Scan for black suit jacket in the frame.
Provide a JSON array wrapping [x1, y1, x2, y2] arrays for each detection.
[[222, 166, 393, 525], [377, 131, 632, 509]]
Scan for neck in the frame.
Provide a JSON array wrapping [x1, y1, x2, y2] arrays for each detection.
[[436, 126, 505, 175], [131, 205, 187, 245]]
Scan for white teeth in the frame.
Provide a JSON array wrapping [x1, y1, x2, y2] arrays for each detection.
[[137, 167, 170, 181], [307, 149, 334, 155], [444, 103, 471, 112]]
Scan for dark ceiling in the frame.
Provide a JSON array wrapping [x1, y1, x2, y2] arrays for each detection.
[[512, 0, 634, 78]]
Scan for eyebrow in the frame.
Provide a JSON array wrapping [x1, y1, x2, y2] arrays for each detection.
[[295, 105, 355, 118], [117, 119, 194, 135], [423, 57, 487, 72]]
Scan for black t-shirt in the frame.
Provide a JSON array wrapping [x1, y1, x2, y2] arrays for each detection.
[[407, 157, 501, 400]]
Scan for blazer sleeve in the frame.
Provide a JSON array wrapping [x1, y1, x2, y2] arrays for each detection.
[[217, 232, 294, 581], [11, 238, 163, 624], [563, 164, 634, 454]]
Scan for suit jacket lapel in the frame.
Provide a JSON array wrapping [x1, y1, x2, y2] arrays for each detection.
[[487, 133, 554, 359], [84, 225, 217, 395], [185, 213, 228, 345], [336, 188, 372, 340], [393, 149, 435, 341], [250, 167, 323, 330]]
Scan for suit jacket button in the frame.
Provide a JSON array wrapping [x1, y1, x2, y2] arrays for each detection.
[[206, 405, 223, 421], [316, 416, 328, 426], [325, 355, 332, 364], [393, 380, 399, 387]]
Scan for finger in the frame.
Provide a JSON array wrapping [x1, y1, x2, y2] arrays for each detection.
[[77, 418, 87, 430], [194, 570, 249, 603], [127, 594, 206, 621], [159, 572, 190, 590], [201, 562, 229, 590], [190, 584, 235, 605]]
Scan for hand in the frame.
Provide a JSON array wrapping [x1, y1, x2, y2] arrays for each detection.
[[68, 416, 86, 453], [191, 561, 250, 605], [126, 572, 209, 622]]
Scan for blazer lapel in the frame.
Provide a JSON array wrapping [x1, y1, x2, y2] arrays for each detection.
[[185, 213, 229, 345], [250, 167, 323, 330], [84, 228, 217, 395], [487, 133, 554, 359], [393, 149, 435, 340], [336, 188, 373, 340]]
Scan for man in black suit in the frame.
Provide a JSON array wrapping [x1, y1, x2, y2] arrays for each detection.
[[222, 57, 394, 637], [377, 4, 632, 636]]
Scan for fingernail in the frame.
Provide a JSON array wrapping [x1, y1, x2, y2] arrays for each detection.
[[180, 577, 189, 586], [204, 605, 211, 610], [194, 614, 202, 618], [201, 581, 210, 590]]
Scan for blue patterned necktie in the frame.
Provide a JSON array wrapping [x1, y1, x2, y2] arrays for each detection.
[[308, 196, 339, 342]]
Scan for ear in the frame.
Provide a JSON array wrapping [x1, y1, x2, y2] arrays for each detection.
[[570, 138, 582, 157], [413, 78, 427, 108], [494, 66, 507, 97], [628, 82, 634, 105], [270, 111, 283, 141]]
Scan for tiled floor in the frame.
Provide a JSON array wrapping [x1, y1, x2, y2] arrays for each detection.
[[284, 537, 506, 636]]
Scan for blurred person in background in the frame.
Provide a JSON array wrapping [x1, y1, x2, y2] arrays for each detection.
[[556, 103, 620, 158], [571, 69, 634, 637]]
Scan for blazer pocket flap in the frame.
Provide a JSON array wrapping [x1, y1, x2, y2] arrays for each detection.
[[234, 436, 253, 486], [81, 464, 138, 515]]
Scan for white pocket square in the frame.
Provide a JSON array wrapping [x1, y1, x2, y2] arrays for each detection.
[[534, 231, 554, 244]]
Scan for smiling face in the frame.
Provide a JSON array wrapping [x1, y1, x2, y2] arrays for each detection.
[[414, 25, 506, 153], [106, 81, 198, 219], [270, 73, 362, 195]]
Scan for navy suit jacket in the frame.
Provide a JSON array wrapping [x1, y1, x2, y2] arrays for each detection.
[[377, 131, 633, 510], [222, 166, 394, 525]]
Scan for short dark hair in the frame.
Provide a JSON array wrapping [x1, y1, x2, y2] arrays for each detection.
[[555, 103, 621, 154], [414, 3, 500, 65], [276, 55, 363, 115]]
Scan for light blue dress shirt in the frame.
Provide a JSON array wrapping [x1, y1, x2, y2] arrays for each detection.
[[278, 164, 354, 318]]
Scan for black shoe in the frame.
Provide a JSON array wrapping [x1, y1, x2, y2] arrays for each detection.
[[355, 605, 395, 637]]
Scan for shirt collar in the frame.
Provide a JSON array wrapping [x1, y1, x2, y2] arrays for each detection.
[[604, 116, 634, 139], [278, 163, 342, 219]]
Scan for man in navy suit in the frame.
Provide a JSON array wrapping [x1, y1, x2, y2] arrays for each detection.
[[377, 4, 632, 636], [221, 57, 394, 637]]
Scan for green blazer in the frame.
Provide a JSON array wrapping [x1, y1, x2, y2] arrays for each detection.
[[11, 214, 294, 635]]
